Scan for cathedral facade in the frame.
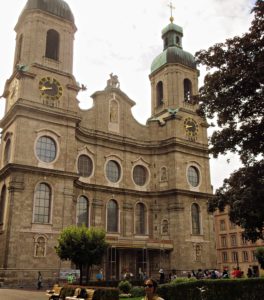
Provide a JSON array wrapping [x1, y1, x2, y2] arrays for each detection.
[[0, 0, 216, 284]]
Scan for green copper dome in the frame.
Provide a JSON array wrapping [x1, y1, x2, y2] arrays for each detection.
[[151, 21, 196, 73], [162, 23, 183, 37], [20, 0, 74, 23], [151, 47, 196, 73]]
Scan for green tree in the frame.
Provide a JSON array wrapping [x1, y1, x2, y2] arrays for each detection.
[[256, 247, 264, 269], [195, 1, 264, 241], [55, 225, 108, 285]]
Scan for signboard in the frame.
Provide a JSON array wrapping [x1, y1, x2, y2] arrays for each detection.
[[59, 269, 80, 280]]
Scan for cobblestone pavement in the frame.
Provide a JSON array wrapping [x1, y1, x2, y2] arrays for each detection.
[[0, 288, 48, 300]]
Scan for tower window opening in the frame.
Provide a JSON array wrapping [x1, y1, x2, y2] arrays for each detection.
[[156, 81, 163, 107], [164, 37, 168, 48], [184, 79, 192, 102], [45, 29, 60, 60], [0, 186, 7, 225], [15, 34, 23, 66]]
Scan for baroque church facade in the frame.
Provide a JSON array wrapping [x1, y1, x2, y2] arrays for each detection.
[[0, 0, 216, 284]]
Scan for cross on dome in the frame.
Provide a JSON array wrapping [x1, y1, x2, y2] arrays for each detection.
[[168, 2, 175, 23]]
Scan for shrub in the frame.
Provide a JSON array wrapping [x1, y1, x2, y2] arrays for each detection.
[[118, 280, 132, 294], [170, 277, 197, 284], [92, 287, 119, 300], [130, 286, 145, 297], [157, 278, 264, 300]]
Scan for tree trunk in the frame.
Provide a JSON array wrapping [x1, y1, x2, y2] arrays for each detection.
[[79, 264, 83, 285], [85, 265, 90, 285]]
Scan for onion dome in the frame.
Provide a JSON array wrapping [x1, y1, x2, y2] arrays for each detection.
[[151, 19, 196, 73], [19, 0, 74, 23]]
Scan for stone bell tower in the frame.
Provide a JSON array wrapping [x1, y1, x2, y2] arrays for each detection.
[[149, 13, 199, 118], [3, 0, 79, 113]]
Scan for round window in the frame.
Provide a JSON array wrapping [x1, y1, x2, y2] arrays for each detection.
[[106, 160, 121, 183], [78, 155, 93, 177], [36, 136, 56, 163], [187, 166, 200, 187], [133, 165, 147, 186]]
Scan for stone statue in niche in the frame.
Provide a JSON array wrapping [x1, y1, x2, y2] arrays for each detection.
[[35, 237, 45, 257], [195, 244, 202, 261], [110, 100, 118, 123], [162, 220, 169, 234], [106, 73, 120, 89], [160, 167, 168, 181]]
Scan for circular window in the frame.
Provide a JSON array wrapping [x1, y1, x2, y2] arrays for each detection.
[[78, 155, 93, 177], [106, 160, 121, 183], [133, 165, 147, 186], [36, 136, 56, 163], [188, 166, 200, 187]]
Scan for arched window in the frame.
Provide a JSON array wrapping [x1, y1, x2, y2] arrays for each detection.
[[156, 81, 163, 107], [184, 79, 192, 102], [36, 136, 57, 163], [191, 203, 200, 235], [35, 236, 46, 257], [45, 29, 59, 60], [15, 34, 23, 66], [188, 166, 200, 187], [0, 185, 7, 224], [135, 203, 146, 235], [78, 155, 93, 177], [164, 37, 168, 48], [34, 183, 51, 223], [4, 139, 11, 165], [107, 199, 118, 232], [133, 165, 147, 186], [106, 160, 121, 183], [77, 196, 89, 227]]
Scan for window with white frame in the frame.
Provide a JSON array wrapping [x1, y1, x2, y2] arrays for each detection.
[[107, 199, 118, 232], [33, 183, 51, 223], [77, 196, 89, 227]]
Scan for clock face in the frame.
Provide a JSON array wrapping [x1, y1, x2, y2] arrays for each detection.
[[184, 117, 198, 138], [8, 78, 19, 104], [39, 77, 63, 100]]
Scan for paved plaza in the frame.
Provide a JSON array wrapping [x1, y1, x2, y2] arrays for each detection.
[[0, 288, 48, 300]]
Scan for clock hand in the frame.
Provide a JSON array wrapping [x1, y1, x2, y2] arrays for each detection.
[[185, 125, 193, 129], [40, 86, 53, 91]]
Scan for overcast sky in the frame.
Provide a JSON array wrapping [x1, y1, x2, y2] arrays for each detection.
[[0, 0, 256, 190]]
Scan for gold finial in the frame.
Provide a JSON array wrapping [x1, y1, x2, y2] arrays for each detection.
[[168, 2, 175, 23]]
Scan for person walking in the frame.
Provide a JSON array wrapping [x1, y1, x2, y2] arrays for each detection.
[[142, 278, 164, 300], [37, 271, 42, 290], [158, 269, 165, 284]]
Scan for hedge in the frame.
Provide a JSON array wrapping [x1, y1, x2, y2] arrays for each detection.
[[157, 278, 264, 300]]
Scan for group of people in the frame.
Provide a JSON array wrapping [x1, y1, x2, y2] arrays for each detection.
[[191, 267, 258, 280]]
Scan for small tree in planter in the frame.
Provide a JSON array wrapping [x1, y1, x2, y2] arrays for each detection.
[[55, 225, 108, 285]]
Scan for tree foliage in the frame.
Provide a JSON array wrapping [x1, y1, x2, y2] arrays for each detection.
[[195, 0, 264, 241], [256, 247, 264, 269], [55, 225, 108, 284]]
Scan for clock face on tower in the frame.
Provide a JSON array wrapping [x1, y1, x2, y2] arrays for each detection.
[[39, 77, 63, 100], [184, 117, 198, 139], [8, 78, 19, 104]]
